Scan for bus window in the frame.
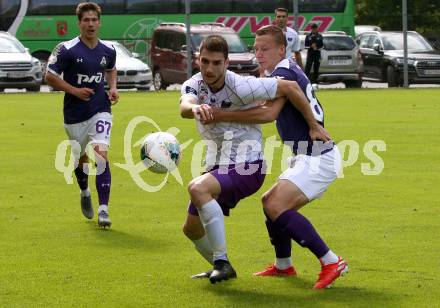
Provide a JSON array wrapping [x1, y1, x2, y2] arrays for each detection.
[[189, 0, 233, 13], [298, 0, 346, 12], [234, 0, 279, 13], [28, 0, 78, 15], [93, 0, 125, 15], [0, 0, 20, 31], [126, 0, 180, 14]]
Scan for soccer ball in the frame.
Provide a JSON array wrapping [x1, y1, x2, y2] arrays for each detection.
[[140, 132, 181, 174]]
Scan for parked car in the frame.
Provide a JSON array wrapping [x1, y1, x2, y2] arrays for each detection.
[[357, 31, 440, 87], [355, 25, 382, 37], [0, 31, 42, 92], [105, 41, 153, 91], [300, 32, 364, 88], [150, 22, 259, 90]]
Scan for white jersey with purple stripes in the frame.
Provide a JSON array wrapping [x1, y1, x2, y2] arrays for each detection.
[[181, 70, 278, 167], [269, 59, 333, 156], [47, 37, 116, 124]]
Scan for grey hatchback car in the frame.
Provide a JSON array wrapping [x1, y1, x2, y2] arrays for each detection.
[[0, 31, 43, 92], [300, 32, 363, 88]]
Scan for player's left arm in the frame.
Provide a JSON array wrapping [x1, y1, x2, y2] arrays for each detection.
[[277, 79, 331, 142], [105, 68, 119, 104]]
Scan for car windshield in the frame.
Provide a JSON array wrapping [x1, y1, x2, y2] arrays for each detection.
[[113, 43, 133, 58], [0, 37, 25, 53], [382, 33, 433, 51], [192, 33, 247, 53], [324, 36, 356, 51]]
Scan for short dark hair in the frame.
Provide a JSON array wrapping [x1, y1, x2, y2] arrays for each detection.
[[199, 35, 229, 59], [76, 2, 101, 20], [256, 25, 287, 48], [311, 23, 318, 29], [275, 7, 288, 15]]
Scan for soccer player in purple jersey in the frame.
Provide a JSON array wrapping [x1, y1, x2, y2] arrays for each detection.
[[179, 35, 330, 284], [204, 25, 348, 289], [46, 2, 118, 228]]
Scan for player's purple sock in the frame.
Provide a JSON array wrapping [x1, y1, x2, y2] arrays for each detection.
[[264, 211, 291, 258], [74, 166, 88, 190], [96, 162, 111, 205], [274, 209, 329, 259]]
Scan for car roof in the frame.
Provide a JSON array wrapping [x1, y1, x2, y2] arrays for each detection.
[[155, 22, 236, 34], [360, 30, 418, 36]]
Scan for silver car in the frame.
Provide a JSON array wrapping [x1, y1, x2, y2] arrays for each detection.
[[106, 41, 153, 91], [0, 31, 43, 92], [300, 32, 363, 88]]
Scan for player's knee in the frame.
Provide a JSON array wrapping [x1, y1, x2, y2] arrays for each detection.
[[262, 193, 286, 221], [188, 180, 208, 199]]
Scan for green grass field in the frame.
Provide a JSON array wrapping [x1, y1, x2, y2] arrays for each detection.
[[1, 89, 439, 307]]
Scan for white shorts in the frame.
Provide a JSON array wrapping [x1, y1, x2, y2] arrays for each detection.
[[279, 147, 342, 201], [64, 112, 113, 156]]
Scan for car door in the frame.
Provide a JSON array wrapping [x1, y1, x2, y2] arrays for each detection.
[[367, 35, 385, 80], [359, 34, 376, 79], [155, 31, 175, 82], [172, 32, 189, 84]]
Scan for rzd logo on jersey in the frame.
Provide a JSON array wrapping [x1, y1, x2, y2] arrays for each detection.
[[77, 72, 103, 84]]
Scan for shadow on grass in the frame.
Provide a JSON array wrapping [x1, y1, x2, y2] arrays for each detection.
[[203, 277, 399, 307], [85, 222, 170, 252]]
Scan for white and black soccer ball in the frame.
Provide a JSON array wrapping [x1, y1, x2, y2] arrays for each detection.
[[140, 132, 181, 174]]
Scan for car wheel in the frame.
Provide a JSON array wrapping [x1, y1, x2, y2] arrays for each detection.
[[153, 70, 167, 90], [344, 80, 362, 88], [387, 66, 399, 87], [27, 86, 41, 92]]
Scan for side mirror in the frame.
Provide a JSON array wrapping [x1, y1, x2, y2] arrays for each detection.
[[373, 43, 382, 53], [132, 52, 139, 58]]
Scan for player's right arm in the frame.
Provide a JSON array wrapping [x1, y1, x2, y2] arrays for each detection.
[[45, 72, 94, 101], [45, 43, 94, 101], [179, 79, 212, 121], [180, 96, 213, 121]]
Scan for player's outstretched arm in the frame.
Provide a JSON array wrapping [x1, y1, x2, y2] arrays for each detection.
[[204, 97, 286, 125], [45, 72, 94, 101], [276, 79, 331, 142]]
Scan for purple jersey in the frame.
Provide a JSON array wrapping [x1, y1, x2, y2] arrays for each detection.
[[270, 59, 333, 156], [47, 37, 116, 124]]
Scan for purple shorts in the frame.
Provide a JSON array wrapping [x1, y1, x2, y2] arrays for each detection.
[[187, 160, 266, 216]]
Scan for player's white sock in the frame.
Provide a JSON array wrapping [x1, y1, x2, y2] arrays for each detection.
[[275, 257, 292, 270], [80, 188, 91, 197], [197, 199, 227, 261], [192, 234, 214, 265], [98, 204, 108, 214], [320, 250, 339, 265]]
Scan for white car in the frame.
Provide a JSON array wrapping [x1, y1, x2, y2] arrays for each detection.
[[0, 31, 43, 92], [106, 41, 153, 91]]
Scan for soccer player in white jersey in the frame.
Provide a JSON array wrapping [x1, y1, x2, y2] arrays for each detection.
[[274, 8, 303, 69], [203, 26, 348, 289], [180, 35, 329, 284], [46, 2, 118, 228]]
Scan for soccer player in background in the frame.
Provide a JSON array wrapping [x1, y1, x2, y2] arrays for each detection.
[[180, 35, 329, 284], [203, 25, 348, 289], [46, 2, 118, 228], [274, 8, 303, 69]]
